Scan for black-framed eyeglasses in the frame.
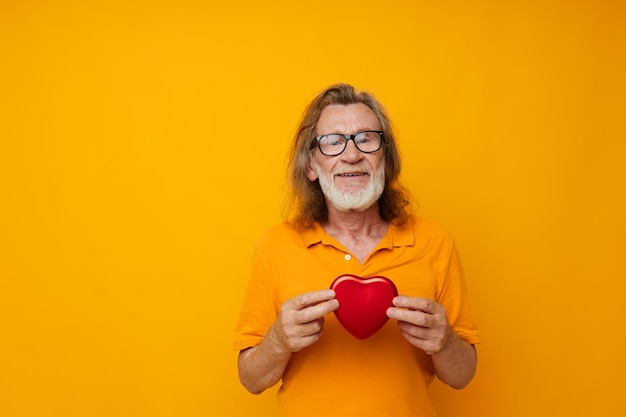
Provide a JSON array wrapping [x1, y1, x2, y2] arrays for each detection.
[[315, 130, 384, 156]]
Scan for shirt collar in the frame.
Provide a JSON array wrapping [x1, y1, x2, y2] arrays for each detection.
[[300, 218, 415, 249]]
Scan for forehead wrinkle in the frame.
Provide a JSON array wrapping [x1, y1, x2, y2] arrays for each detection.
[[316, 104, 381, 136], [325, 126, 379, 136]]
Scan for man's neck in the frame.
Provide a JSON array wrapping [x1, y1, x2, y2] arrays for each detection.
[[323, 203, 388, 240], [322, 203, 389, 264]]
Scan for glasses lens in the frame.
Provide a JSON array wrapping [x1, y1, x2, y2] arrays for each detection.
[[317, 131, 383, 156], [319, 134, 346, 156], [354, 131, 382, 153]]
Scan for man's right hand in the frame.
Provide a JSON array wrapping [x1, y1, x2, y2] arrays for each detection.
[[268, 289, 339, 353], [238, 289, 338, 394]]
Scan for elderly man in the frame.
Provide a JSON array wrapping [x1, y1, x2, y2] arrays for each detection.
[[233, 84, 481, 417]]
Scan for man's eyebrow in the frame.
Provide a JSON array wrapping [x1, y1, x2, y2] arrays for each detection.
[[322, 128, 381, 135]]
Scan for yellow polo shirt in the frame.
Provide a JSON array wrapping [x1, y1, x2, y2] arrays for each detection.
[[234, 215, 481, 417]]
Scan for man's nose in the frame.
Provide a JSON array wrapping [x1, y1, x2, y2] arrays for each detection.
[[341, 139, 362, 161]]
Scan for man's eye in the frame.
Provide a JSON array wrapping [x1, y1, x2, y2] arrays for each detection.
[[327, 136, 343, 146]]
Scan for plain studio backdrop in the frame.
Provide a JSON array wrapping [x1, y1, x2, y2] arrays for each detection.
[[1, 1, 624, 416]]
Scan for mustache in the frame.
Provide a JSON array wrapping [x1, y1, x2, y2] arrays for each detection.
[[332, 165, 373, 176]]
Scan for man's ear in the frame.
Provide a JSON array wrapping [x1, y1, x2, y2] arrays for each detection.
[[306, 154, 318, 181]]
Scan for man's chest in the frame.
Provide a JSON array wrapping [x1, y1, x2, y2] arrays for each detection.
[[273, 244, 439, 302]]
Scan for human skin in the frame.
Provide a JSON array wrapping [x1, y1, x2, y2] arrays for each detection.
[[238, 103, 477, 394]]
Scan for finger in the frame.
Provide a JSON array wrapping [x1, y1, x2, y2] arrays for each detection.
[[397, 320, 430, 337], [297, 318, 325, 337], [392, 296, 438, 313], [278, 322, 325, 353], [397, 326, 439, 355], [297, 299, 339, 324], [397, 321, 452, 355], [290, 328, 326, 352], [387, 307, 430, 328], [292, 289, 337, 310]]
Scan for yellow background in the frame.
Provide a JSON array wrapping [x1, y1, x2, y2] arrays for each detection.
[[1, 1, 624, 416]]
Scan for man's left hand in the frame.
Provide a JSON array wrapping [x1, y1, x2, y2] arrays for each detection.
[[386, 296, 454, 355]]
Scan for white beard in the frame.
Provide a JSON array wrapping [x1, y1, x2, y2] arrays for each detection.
[[313, 159, 385, 212]]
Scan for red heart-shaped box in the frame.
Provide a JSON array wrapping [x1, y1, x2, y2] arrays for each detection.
[[330, 274, 398, 340]]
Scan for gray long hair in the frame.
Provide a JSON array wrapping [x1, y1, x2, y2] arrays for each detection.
[[285, 83, 413, 230]]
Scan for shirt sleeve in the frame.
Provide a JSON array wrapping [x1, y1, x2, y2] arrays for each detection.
[[434, 234, 482, 345], [233, 239, 279, 351]]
